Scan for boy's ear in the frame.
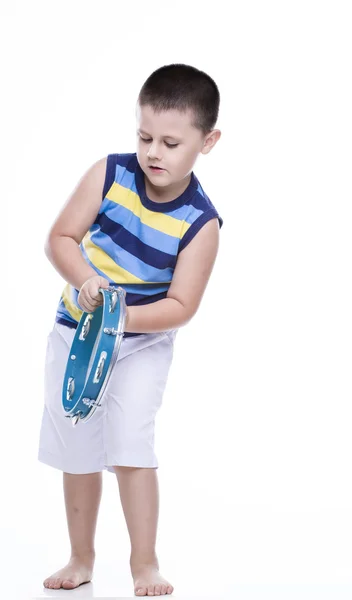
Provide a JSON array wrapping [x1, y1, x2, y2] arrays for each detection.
[[201, 129, 221, 155]]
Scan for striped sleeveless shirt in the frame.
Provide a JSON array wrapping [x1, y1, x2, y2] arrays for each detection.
[[55, 153, 223, 336]]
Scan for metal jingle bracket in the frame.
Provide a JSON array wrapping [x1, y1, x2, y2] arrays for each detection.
[[108, 287, 118, 313], [79, 313, 93, 341], [66, 377, 75, 401], [82, 397, 102, 408], [70, 413, 82, 427], [93, 351, 107, 383], [103, 327, 121, 335]]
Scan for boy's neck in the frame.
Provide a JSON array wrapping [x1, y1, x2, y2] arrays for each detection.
[[144, 174, 191, 203]]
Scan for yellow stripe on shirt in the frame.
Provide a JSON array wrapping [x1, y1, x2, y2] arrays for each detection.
[[106, 182, 191, 238], [62, 284, 83, 321]]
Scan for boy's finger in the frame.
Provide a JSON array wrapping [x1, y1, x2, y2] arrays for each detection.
[[86, 290, 101, 302], [88, 289, 103, 302], [80, 301, 97, 313], [79, 293, 98, 310]]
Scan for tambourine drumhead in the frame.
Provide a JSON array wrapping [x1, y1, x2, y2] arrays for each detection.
[[62, 286, 127, 426]]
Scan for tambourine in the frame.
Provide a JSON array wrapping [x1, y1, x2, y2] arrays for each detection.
[[62, 286, 127, 426]]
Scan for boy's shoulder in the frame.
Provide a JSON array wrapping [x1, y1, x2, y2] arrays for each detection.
[[102, 152, 137, 199], [105, 152, 137, 170], [187, 170, 220, 218]]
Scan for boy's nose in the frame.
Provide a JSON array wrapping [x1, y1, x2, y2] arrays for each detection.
[[147, 143, 162, 160]]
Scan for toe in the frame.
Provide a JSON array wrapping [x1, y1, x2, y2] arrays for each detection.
[[155, 584, 161, 595], [147, 585, 155, 595], [160, 585, 167, 594], [62, 579, 75, 589], [136, 587, 146, 596], [167, 585, 174, 594]]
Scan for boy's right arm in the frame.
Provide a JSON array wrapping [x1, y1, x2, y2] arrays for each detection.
[[45, 156, 109, 295]]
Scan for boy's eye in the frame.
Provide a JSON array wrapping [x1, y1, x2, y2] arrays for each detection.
[[139, 137, 178, 149]]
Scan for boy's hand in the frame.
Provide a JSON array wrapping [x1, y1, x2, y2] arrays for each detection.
[[78, 275, 110, 313]]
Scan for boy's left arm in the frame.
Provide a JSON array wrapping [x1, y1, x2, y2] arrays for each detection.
[[125, 218, 220, 333]]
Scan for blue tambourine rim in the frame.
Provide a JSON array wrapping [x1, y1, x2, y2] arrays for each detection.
[[62, 286, 127, 423], [79, 287, 127, 422]]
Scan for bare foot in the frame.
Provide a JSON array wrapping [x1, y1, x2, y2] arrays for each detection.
[[43, 556, 94, 590], [132, 564, 174, 596]]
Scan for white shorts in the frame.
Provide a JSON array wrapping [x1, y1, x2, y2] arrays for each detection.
[[38, 322, 176, 474]]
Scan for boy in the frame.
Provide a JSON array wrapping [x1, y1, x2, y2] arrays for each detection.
[[38, 63, 223, 596]]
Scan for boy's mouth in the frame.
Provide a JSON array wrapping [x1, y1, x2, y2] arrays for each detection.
[[149, 166, 165, 172]]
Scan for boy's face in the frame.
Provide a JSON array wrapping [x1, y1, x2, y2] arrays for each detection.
[[136, 104, 209, 191]]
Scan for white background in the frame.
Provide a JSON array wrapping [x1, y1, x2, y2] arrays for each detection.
[[1, 0, 351, 598]]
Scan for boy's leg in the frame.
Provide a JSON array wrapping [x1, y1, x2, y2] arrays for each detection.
[[43, 471, 102, 590], [114, 466, 174, 596]]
